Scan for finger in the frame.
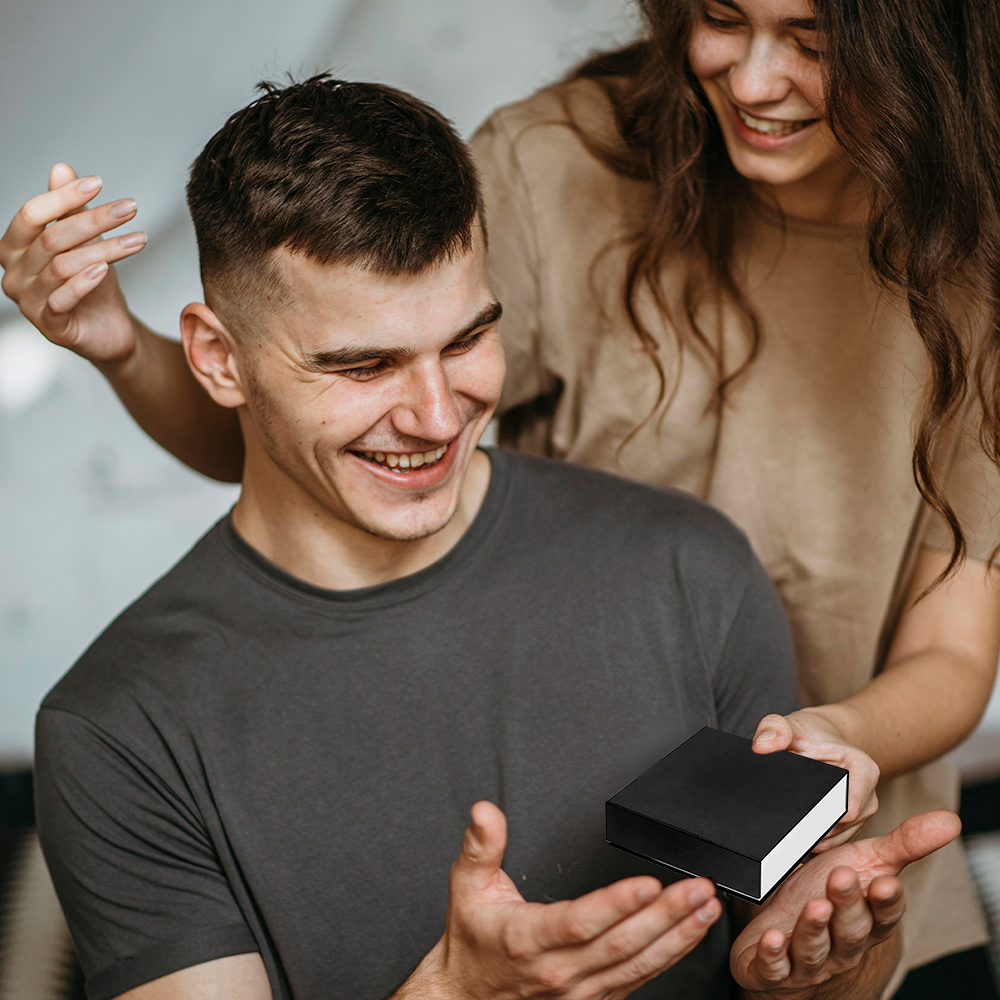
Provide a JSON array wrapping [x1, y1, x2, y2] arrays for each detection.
[[753, 714, 793, 753], [583, 892, 722, 993], [46, 261, 110, 319], [576, 878, 717, 972], [868, 810, 961, 875], [49, 163, 78, 191], [750, 929, 792, 986], [813, 817, 868, 852], [0, 176, 103, 259], [523, 875, 669, 954], [41, 232, 146, 295], [826, 868, 871, 965], [867, 875, 905, 941], [789, 897, 833, 979], [449, 801, 508, 895], [22, 199, 138, 276]]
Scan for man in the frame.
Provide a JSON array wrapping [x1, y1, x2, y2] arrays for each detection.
[[24, 76, 954, 1000]]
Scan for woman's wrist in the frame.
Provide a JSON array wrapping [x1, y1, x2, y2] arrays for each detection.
[[795, 703, 872, 760]]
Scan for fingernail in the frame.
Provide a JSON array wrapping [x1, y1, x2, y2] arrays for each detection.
[[109, 198, 137, 219], [85, 262, 108, 280], [688, 884, 712, 908], [697, 900, 719, 922], [755, 731, 776, 744], [119, 231, 147, 249], [77, 175, 102, 194]]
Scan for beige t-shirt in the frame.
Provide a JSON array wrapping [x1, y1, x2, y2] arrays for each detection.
[[470, 78, 995, 993]]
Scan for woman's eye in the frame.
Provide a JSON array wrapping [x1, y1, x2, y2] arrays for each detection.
[[703, 4, 741, 28], [797, 40, 821, 59]]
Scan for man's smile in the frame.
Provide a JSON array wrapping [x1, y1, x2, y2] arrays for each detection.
[[354, 444, 448, 471]]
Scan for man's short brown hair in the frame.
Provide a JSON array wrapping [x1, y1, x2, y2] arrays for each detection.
[[186, 74, 484, 333]]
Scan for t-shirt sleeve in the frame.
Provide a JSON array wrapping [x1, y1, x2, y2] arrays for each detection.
[[34, 707, 258, 1000], [469, 111, 553, 416], [923, 405, 1000, 563], [711, 554, 801, 737]]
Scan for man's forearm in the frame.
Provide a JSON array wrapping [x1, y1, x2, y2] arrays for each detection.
[[741, 934, 899, 1000], [96, 317, 244, 482]]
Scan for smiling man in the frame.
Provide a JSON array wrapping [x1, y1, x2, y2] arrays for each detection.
[[32, 76, 956, 1000]]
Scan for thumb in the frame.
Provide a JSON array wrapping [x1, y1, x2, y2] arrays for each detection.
[[49, 163, 78, 191], [870, 810, 961, 875], [450, 800, 508, 894], [753, 713, 793, 754]]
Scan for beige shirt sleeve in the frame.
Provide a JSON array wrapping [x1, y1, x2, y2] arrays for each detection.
[[923, 405, 1000, 563], [469, 112, 554, 416]]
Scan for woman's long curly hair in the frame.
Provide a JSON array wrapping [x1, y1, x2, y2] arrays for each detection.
[[568, 0, 1000, 578]]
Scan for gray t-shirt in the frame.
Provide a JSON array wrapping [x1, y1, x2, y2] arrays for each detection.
[[35, 448, 797, 1000]]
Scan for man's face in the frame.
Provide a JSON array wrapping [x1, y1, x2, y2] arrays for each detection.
[[234, 232, 505, 543]]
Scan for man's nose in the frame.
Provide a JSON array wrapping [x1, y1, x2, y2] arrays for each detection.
[[727, 35, 794, 108], [392, 362, 463, 443]]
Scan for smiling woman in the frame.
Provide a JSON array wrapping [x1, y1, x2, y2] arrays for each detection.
[[469, 0, 1000, 993]]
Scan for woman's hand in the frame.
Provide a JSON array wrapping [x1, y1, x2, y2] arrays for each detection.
[[752, 707, 879, 850], [0, 163, 144, 366]]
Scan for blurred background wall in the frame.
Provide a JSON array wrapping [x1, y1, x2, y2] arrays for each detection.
[[1, 0, 999, 770]]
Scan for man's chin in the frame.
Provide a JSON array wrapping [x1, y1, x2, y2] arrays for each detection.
[[345, 496, 460, 544]]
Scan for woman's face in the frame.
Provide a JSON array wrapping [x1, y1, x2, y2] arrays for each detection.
[[688, 0, 847, 190]]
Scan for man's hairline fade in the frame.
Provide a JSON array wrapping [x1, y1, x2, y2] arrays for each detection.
[[187, 73, 487, 344]]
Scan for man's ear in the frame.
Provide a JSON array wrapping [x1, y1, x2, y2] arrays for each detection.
[[180, 303, 248, 408]]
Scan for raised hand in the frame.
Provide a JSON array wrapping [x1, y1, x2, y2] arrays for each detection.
[[731, 809, 961, 996], [0, 163, 145, 364], [401, 801, 723, 1000], [752, 708, 881, 849]]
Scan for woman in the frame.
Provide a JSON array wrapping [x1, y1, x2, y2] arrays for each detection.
[[2, 0, 999, 994]]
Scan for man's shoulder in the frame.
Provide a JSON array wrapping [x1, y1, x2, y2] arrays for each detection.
[[498, 449, 754, 573], [40, 519, 241, 726]]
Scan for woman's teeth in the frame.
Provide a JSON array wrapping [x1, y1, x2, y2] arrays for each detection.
[[361, 446, 447, 471], [737, 108, 815, 137]]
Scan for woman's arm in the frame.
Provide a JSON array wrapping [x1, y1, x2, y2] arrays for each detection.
[[0, 164, 243, 482], [810, 545, 1000, 774], [754, 544, 1000, 847]]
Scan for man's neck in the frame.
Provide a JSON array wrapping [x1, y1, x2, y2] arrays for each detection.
[[231, 449, 493, 591]]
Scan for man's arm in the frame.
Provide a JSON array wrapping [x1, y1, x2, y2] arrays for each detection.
[[114, 954, 271, 1000], [0, 165, 243, 481]]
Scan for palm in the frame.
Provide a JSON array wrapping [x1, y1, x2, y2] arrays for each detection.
[[56, 260, 135, 362], [730, 810, 960, 982]]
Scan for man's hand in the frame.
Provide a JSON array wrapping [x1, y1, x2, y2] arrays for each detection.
[[400, 801, 722, 1000], [731, 809, 961, 997], [752, 709, 880, 849], [0, 163, 145, 364]]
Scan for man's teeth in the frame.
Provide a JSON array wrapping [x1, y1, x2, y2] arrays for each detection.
[[737, 108, 814, 137], [361, 446, 448, 471]]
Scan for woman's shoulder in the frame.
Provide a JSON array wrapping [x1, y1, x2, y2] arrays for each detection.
[[470, 76, 631, 193]]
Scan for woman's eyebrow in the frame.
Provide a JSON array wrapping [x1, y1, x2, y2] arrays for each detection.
[[712, 0, 817, 31]]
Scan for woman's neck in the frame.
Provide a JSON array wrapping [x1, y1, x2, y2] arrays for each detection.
[[752, 160, 869, 227]]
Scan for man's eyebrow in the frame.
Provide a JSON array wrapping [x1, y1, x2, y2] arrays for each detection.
[[712, 0, 817, 30], [301, 301, 503, 370]]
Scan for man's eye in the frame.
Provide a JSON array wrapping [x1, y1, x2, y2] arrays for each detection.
[[446, 330, 486, 354], [340, 361, 391, 381]]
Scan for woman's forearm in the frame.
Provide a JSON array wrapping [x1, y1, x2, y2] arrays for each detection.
[[96, 317, 244, 482], [808, 649, 996, 780]]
